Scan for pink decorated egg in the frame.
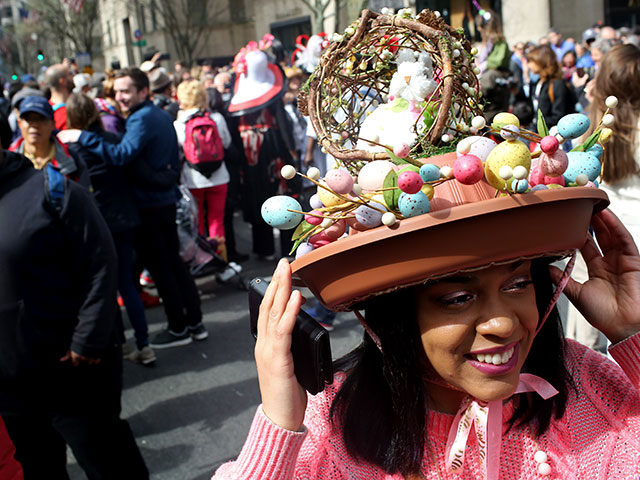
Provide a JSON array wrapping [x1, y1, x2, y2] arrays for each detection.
[[393, 142, 411, 158], [528, 165, 565, 187], [309, 231, 332, 248], [324, 219, 347, 239], [453, 154, 484, 185], [325, 169, 355, 194], [539, 150, 568, 177], [539, 135, 559, 155], [397, 171, 423, 194], [304, 210, 324, 226]]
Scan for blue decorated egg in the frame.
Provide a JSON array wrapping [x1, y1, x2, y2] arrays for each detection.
[[586, 143, 604, 160], [398, 191, 431, 217], [354, 201, 386, 228], [419, 163, 441, 183], [563, 152, 601, 183], [261, 195, 303, 230], [557, 114, 590, 140], [510, 178, 529, 193], [530, 184, 549, 192]]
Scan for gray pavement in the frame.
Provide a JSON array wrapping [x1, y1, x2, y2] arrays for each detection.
[[68, 213, 364, 480]]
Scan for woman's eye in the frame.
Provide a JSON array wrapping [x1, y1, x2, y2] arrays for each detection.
[[439, 293, 475, 306], [505, 278, 533, 292]]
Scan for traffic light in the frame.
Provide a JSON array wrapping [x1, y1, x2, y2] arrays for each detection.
[[36, 50, 44, 62]]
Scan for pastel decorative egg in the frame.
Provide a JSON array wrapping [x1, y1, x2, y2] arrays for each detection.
[[397, 171, 423, 194], [420, 183, 435, 199], [308, 231, 332, 248], [419, 163, 441, 182], [456, 136, 497, 162], [530, 184, 548, 192], [317, 180, 344, 207], [325, 169, 355, 194], [500, 125, 520, 141], [295, 243, 314, 259], [393, 143, 411, 158], [528, 165, 565, 187], [324, 219, 347, 240], [539, 149, 569, 177], [511, 178, 529, 193], [492, 112, 520, 129], [398, 191, 431, 217], [309, 193, 324, 209], [346, 216, 371, 231], [557, 113, 590, 140], [485, 140, 531, 191], [354, 201, 386, 228], [304, 210, 324, 226], [261, 196, 303, 230], [453, 154, 484, 185], [586, 143, 604, 159], [539, 135, 559, 155], [357, 160, 395, 191], [564, 152, 601, 183]]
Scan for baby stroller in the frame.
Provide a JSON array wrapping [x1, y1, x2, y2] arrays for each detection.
[[176, 185, 246, 289]]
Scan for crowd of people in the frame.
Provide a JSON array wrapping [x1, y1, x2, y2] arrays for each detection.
[[0, 8, 639, 480]]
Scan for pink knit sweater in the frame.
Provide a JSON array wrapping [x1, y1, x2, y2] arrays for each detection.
[[212, 334, 640, 479]]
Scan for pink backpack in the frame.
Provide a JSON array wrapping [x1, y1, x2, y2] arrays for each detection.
[[183, 112, 225, 176]]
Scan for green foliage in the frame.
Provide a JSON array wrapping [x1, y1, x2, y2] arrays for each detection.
[[537, 109, 549, 137], [383, 170, 400, 210]]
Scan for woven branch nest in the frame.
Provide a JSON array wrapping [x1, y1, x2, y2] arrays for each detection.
[[300, 9, 483, 169]]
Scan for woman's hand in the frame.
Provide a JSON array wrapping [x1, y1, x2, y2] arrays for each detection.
[[255, 259, 308, 431], [551, 209, 640, 344]]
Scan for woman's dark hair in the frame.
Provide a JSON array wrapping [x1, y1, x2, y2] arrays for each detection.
[[330, 258, 570, 477]]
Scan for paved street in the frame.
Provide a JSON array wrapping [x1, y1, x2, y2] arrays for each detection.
[[68, 213, 364, 480]]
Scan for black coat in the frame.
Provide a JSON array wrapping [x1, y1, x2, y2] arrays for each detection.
[[68, 125, 140, 234], [0, 151, 118, 413], [531, 78, 576, 127]]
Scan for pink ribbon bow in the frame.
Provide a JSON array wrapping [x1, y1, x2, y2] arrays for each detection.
[[445, 373, 559, 480]]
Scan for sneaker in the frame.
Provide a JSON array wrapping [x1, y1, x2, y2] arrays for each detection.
[[150, 329, 193, 349], [188, 323, 209, 341], [217, 262, 242, 282], [122, 342, 136, 358], [136, 346, 157, 365], [140, 290, 161, 308], [140, 270, 155, 287]]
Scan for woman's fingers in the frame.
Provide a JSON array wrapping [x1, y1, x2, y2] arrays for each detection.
[[595, 209, 639, 257]]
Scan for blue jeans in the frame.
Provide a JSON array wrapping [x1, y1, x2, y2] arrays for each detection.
[[113, 229, 149, 349]]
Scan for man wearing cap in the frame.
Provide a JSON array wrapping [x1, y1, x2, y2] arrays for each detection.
[[9, 96, 90, 188], [0, 146, 149, 478], [57, 68, 205, 348], [45, 64, 75, 130], [149, 69, 179, 120]]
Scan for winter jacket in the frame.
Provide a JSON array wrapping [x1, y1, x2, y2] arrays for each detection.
[[77, 100, 180, 209], [68, 124, 139, 234], [9, 136, 91, 189], [0, 150, 118, 413]]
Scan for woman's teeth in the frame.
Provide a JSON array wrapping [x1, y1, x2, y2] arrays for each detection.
[[473, 347, 515, 365]]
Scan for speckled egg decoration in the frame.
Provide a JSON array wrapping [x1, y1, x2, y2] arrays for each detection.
[[491, 112, 520, 129], [304, 210, 323, 226], [564, 151, 601, 183], [398, 191, 431, 218], [557, 114, 591, 140], [308, 231, 332, 248], [454, 154, 484, 185], [457, 136, 497, 162], [484, 140, 531, 191], [324, 219, 347, 240], [354, 201, 386, 228], [529, 165, 566, 187], [325, 169, 355, 194], [309, 193, 324, 209], [539, 149, 568, 177], [530, 184, 549, 192], [261, 195, 303, 230], [397, 171, 423, 194], [357, 160, 395, 191], [295, 243, 314, 259], [419, 163, 441, 182], [317, 180, 344, 207], [587, 143, 604, 159]]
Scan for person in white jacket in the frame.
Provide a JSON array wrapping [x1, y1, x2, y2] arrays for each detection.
[[174, 80, 232, 244]]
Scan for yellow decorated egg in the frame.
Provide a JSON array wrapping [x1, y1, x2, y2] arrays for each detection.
[[420, 183, 435, 200], [317, 180, 344, 207], [492, 112, 520, 130], [484, 141, 531, 191]]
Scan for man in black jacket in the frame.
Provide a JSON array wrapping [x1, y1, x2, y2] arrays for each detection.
[[0, 149, 148, 479]]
